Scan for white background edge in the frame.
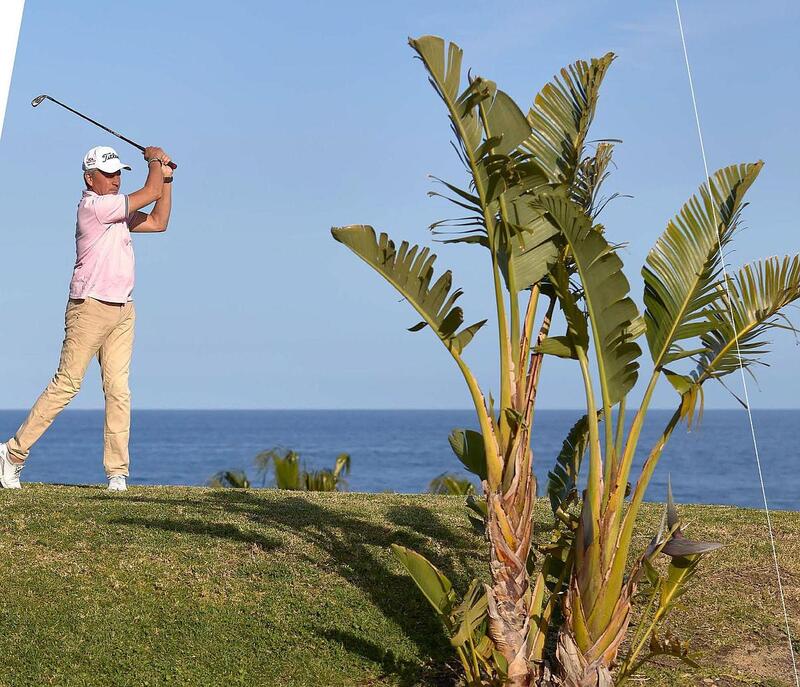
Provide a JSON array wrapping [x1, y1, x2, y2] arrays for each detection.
[[0, 0, 26, 141]]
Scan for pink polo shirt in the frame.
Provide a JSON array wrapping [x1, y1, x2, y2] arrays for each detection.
[[69, 190, 135, 304]]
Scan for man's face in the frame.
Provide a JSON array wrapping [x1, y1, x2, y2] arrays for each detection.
[[85, 169, 121, 195]]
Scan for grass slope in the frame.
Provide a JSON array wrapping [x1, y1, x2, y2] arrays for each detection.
[[0, 486, 797, 686]]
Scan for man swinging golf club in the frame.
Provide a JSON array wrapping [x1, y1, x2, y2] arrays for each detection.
[[0, 144, 174, 491]]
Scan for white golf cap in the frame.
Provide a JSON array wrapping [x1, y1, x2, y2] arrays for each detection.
[[82, 146, 131, 173]]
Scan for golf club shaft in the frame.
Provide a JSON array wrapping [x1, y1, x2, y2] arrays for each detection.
[[37, 95, 177, 169]]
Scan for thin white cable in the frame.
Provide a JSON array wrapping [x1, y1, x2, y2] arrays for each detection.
[[674, 2, 799, 683]]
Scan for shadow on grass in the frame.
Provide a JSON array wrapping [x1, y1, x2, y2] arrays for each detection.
[[111, 515, 282, 551], [90, 493, 209, 508], [320, 629, 460, 687], [108, 489, 482, 685]]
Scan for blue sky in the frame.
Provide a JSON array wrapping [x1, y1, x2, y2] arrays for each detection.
[[0, 1, 798, 409]]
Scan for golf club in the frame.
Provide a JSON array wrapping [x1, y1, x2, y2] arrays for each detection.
[[31, 94, 177, 169]]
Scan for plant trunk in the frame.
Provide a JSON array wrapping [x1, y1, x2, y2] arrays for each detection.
[[555, 578, 634, 686], [484, 319, 557, 686], [485, 443, 537, 686], [555, 631, 614, 687]]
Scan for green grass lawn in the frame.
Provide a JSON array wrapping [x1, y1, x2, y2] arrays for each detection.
[[0, 486, 797, 686]]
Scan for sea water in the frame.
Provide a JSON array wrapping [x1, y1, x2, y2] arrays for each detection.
[[0, 409, 797, 509]]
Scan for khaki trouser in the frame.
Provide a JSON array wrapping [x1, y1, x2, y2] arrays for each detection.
[[6, 297, 135, 477]]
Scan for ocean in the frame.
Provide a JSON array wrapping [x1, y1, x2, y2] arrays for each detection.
[[0, 409, 797, 510]]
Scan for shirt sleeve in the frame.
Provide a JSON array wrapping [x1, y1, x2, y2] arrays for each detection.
[[93, 194, 129, 224]]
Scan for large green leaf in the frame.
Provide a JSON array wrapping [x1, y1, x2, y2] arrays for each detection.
[[391, 544, 456, 617], [547, 260, 589, 353], [506, 49, 619, 287], [692, 255, 800, 385], [540, 197, 641, 405], [499, 52, 619, 290], [409, 35, 482, 166], [478, 82, 548, 206], [499, 204, 561, 292], [331, 225, 486, 354], [547, 414, 591, 513], [522, 53, 615, 185], [643, 163, 763, 371], [536, 335, 579, 360], [485, 88, 532, 157], [448, 428, 487, 480], [412, 35, 562, 292]]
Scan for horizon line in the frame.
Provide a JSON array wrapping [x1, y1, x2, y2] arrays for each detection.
[[2, 407, 799, 412]]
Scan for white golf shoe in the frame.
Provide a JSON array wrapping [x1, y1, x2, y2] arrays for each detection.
[[107, 475, 127, 492], [0, 442, 23, 489]]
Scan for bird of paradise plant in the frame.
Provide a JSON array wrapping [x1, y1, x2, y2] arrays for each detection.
[[255, 448, 352, 491], [332, 35, 800, 686], [209, 450, 352, 491]]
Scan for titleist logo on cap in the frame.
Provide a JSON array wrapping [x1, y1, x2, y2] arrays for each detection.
[[82, 146, 131, 172]]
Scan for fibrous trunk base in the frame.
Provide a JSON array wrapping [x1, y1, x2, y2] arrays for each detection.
[[555, 632, 613, 687]]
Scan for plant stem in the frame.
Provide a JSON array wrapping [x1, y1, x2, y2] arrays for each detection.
[[519, 286, 540, 401], [619, 408, 682, 557], [455, 645, 476, 684], [610, 370, 661, 517], [425, 70, 510, 474], [583, 373, 659, 634], [514, 294, 554, 505], [577, 350, 603, 607], [614, 397, 627, 473], [579, 353, 602, 524], [476, 93, 514, 445], [617, 583, 661, 680], [603, 397, 627, 506], [452, 353, 501, 488], [602, 408, 682, 622]]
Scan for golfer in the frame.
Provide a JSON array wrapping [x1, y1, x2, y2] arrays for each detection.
[[0, 145, 173, 491]]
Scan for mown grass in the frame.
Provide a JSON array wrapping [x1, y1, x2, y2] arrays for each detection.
[[0, 486, 797, 686]]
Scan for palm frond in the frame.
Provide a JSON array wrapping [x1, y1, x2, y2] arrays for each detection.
[[331, 225, 486, 354], [642, 162, 763, 370], [254, 448, 299, 488], [409, 36, 482, 162], [692, 255, 800, 384], [572, 142, 620, 217], [539, 196, 641, 405], [522, 53, 615, 185]]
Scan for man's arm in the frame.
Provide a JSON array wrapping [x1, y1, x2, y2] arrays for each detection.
[[129, 162, 173, 233], [126, 146, 169, 215]]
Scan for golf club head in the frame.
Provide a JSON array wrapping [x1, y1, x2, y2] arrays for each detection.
[[31, 95, 48, 107]]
